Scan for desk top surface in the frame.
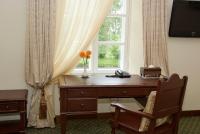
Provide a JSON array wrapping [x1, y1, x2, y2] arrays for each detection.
[[0, 89, 28, 101], [59, 74, 159, 88]]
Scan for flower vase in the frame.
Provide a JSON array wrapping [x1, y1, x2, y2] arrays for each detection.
[[82, 65, 89, 78]]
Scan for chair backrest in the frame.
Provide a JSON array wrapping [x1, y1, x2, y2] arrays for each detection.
[[153, 73, 188, 118], [139, 74, 188, 132]]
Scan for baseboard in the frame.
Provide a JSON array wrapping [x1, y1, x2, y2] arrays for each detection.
[[181, 110, 200, 117]]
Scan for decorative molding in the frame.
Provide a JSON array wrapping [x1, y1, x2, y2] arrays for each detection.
[[181, 110, 200, 117]]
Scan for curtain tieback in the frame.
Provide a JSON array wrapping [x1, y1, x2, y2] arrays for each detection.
[[39, 88, 47, 119]]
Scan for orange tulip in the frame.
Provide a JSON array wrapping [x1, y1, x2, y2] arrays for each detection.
[[79, 51, 86, 58], [86, 50, 91, 57]]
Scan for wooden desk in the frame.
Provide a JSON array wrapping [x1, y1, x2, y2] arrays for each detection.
[[0, 90, 27, 134], [59, 75, 158, 134]]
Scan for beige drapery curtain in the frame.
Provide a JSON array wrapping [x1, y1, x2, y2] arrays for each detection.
[[26, 0, 114, 128], [143, 0, 169, 75], [53, 0, 114, 78], [25, 0, 56, 128]]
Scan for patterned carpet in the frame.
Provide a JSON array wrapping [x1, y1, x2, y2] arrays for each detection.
[[27, 116, 200, 134]]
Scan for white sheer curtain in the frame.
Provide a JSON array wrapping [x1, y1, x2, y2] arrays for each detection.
[[53, 0, 114, 78], [127, 0, 144, 74]]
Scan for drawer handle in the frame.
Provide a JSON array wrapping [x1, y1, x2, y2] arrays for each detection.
[[6, 105, 9, 109], [80, 104, 85, 107], [80, 91, 84, 95], [122, 91, 127, 94]]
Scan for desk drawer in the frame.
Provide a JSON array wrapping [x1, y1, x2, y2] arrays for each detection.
[[68, 99, 97, 112], [0, 102, 19, 112], [67, 88, 97, 98], [98, 88, 150, 97]]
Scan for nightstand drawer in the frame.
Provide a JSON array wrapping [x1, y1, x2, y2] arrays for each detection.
[[68, 99, 97, 112], [0, 102, 19, 112], [68, 88, 97, 98]]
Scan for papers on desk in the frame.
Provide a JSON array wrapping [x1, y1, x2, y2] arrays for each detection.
[[141, 76, 160, 79]]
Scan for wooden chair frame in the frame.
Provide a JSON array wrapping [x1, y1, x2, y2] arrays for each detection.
[[111, 74, 188, 134]]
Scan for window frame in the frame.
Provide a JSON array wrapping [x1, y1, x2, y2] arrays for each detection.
[[73, 0, 129, 74]]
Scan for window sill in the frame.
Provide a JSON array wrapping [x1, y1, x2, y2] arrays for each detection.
[[71, 68, 119, 75]]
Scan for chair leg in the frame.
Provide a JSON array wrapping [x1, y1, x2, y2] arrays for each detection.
[[111, 127, 116, 134]]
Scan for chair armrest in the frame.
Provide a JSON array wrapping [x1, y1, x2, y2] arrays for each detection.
[[111, 103, 154, 119]]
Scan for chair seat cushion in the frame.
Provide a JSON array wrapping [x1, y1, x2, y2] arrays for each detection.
[[139, 91, 170, 132]]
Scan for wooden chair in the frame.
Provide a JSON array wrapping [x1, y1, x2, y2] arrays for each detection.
[[110, 73, 188, 134]]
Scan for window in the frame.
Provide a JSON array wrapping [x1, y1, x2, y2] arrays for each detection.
[[75, 0, 127, 73]]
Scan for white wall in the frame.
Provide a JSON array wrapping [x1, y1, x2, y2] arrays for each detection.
[[167, 0, 200, 110], [0, 0, 26, 89], [168, 38, 200, 110], [0, 0, 199, 115]]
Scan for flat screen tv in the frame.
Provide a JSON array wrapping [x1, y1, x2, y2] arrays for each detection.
[[169, 0, 200, 37]]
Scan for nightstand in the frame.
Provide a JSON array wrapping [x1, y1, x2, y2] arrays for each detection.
[[0, 90, 28, 134]]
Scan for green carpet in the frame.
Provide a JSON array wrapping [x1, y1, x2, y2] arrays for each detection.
[[27, 116, 200, 134]]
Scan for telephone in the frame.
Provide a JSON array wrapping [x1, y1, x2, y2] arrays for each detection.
[[115, 69, 131, 78]]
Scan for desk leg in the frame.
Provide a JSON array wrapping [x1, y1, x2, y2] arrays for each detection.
[[61, 113, 67, 134], [20, 111, 26, 133]]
